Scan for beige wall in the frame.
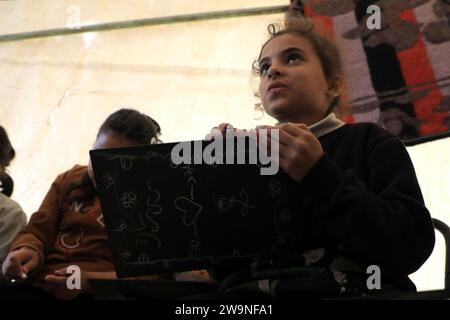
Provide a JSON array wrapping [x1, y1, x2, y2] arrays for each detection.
[[1, 0, 449, 292], [0, 0, 282, 216]]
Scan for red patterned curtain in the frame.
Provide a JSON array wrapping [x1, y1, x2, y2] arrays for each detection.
[[288, 0, 450, 145]]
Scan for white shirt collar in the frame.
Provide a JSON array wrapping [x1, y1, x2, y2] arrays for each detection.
[[308, 113, 346, 138]]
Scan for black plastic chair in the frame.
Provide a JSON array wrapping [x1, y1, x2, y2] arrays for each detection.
[[330, 218, 450, 300], [432, 218, 450, 290]]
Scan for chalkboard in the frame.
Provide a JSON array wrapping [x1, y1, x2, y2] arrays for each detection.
[[90, 139, 303, 278]]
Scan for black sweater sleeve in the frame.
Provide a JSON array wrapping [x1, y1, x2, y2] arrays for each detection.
[[300, 133, 435, 276]]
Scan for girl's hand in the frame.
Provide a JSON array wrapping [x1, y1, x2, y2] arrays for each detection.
[[1, 247, 40, 281], [39, 267, 90, 300], [40, 268, 116, 300], [257, 123, 323, 182], [175, 270, 216, 283], [207, 123, 233, 139], [205, 123, 250, 140]]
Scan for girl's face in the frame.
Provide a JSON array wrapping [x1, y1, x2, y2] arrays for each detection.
[[258, 33, 340, 125], [88, 131, 137, 187]]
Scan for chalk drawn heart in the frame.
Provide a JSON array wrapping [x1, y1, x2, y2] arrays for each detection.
[[174, 196, 202, 227]]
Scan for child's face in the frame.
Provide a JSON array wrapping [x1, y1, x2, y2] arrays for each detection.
[[88, 131, 138, 188], [258, 33, 337, 124]]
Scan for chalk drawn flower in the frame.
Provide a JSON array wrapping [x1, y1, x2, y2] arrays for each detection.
[[280, 209, 292, 224], [121, 192, 138, 209], [121, 250, 132, 261], [102, 173, 115, 189], [268, 179, 283, 197], [217, 190, 256, 218], [113, 220, 127, 232]]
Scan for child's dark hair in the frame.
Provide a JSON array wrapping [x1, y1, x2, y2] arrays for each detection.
[[0, 126, 15, 196], [66, 108, 162, 203], [0, 126, 15, 168], [0, 166, 14, 197], [252, 16, 344, 116], [97, 108, 162, 145]]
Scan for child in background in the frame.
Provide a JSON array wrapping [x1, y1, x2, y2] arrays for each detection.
[[0, 126, 26, 275], [0, 125, 16, 197], [0, 173, 26, 267], [1, 109, 164, 299], [206, 16, 435, 298]]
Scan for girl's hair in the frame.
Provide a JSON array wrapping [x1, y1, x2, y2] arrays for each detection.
[[97, 108, 162, 145], [252, 15, 344, 117], [0, 126, 15, 196], [0, 166, 14, 197], [66, 108, 162, 203], [0, 126, 15, 168]]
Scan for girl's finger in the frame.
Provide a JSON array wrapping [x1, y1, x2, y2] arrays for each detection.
[[205, 128, 222, 140], [54, 268, 68, 276], [297, 123, 310, 130], [218, 123, 233, 135], [44, 275, 67, 285], [255, 126, 271, 148], [276, 123, 307, 138], [276, 143, 290, 159], [255, 125, 273, 131], [260, 126, 292, 149], [234, 129, 249, 137], [276, 128, 297, 146]]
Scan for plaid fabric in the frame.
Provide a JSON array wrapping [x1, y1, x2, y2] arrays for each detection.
[[290, 0, 450, 145]]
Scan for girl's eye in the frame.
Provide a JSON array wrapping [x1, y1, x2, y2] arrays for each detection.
[[287, 53, 302, 64], [259, 63, 270, 76]]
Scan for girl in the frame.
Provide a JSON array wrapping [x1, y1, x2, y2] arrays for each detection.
[[1, 109, 163, 299], [0, 126, 26, 269], [0, 125, 16, 197], [207, 16, 435, 298], [0, 170, 26, 265]]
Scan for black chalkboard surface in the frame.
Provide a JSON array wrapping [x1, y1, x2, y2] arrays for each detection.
[[90, 139, 302, 278]]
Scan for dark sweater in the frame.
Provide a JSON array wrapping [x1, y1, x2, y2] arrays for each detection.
[[302, 123, 434, 274], [214, 122, 435, 292]]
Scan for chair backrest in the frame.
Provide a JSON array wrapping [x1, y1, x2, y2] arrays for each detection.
[[432, 218, 450, 290]]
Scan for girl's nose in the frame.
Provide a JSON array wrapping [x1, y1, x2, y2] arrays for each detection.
[[268, 65, 283, 80]]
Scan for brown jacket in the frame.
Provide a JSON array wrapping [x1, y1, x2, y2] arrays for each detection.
[[10, 165, 114, 279]]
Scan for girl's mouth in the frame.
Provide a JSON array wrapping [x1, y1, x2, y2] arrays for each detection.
[[269, 87, 287, 94], [268, 82, 288, 92]]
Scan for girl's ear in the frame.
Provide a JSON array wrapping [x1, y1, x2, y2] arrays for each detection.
[[327, 75, 344, 99]]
